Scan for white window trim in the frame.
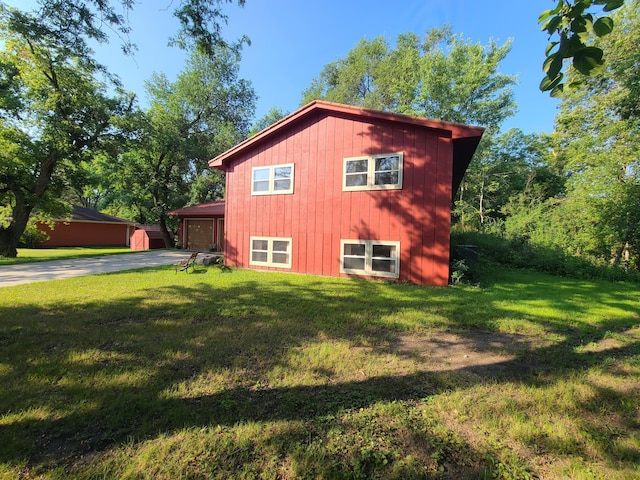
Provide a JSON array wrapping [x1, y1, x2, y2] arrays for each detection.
[[251, 163, 295, 195], [343, 152, 403, 192], [250, 236, 292, 268], [340, 239, 400, 279]]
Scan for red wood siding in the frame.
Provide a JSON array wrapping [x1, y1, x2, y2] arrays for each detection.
[[222, 110, 458, 285], [37, 221, 130, 247]]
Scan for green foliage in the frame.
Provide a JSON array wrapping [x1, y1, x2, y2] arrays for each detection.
[[301, 27, 516, 132], [170, 0, 249, 57], [3, 0, 248, 61], [17, 220, 48, 247], [460, 2, 640, 274], [98, 48, 255, 244], [188, 169, 226, 204], [454, 129, 561, 229], [249, 106, 289, 136], [451, 228, 640, 284], [539, 0, 626, 96], [549, 0, 640, 268], [0, 0, 249, 257], [449, 259, 469, 285], [0, 5, 132, 257]]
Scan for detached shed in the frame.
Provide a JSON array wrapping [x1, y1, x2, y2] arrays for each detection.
[[36, 206, 134, 247], [130, 225, 172, 251], [168, 201, 225, 252]]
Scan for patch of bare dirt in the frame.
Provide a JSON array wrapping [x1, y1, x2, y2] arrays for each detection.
[[392, 330, 549, 374]]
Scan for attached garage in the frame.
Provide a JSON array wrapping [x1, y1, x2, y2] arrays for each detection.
[[169, 201, 224, 252], [184, 219, 214, 251]]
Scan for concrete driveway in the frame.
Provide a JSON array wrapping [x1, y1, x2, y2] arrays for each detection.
[[0, 250, 194, 287]]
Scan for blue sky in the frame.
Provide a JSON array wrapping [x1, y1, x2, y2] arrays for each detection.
[[9, 0, 560, 133]]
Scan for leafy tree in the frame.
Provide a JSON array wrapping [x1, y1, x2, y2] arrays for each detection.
[[539, 0, 625, 96], [0, 0, 247, 257], [558, 0, 639, 264], [188, 169, 226, 205], [249, 107, 289, 136], [302, 36, 390, 111], [2, 0, 248, 60], [301, 27, 516, 133], [0, 12, 131, 257], [455, 129, 559, 229], [100, 49, 256, 247], [521, 1, 640, 267]]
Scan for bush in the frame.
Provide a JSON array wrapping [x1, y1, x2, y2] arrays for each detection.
[[19, 223, 49, 248], [450, 228, 640, 284]]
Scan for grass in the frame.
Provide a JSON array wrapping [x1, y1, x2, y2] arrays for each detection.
[[0, 247, 135, 266], [0, 266, 638, 479]]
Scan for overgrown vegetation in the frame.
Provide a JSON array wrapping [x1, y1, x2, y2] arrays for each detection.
[[451, 229, 640, 285], [1, 265, 638, 478]]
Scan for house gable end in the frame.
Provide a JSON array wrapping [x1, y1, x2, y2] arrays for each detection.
[[213, 100, 485, 286]]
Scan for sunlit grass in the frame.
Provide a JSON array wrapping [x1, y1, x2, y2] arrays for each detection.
[[0, 266, 638, 478], [0, 246, 135, 265]]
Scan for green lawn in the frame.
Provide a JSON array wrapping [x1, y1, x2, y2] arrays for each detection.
[[0, 266, 638, 479], [0, 247, 135, 265]]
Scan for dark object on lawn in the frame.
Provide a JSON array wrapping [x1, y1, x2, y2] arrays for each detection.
[[175, 252, 198, 273], [452, 245, 479, 263]]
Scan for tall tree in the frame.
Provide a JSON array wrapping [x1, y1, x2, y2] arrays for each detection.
[[0, 13, 131, 257], [455, 129, 559, 229], [0, 0, 247, 257], [249, 106, 289, 136], [301, 27, 516, 133], [100, 49, 256, 247], [542, 0, 639, 266]]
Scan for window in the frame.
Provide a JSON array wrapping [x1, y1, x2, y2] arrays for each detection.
[[250, 237, 292, 268], [252, 163, 294, 195], [340, 240, 400, 278], [343, 153, 403, 191]]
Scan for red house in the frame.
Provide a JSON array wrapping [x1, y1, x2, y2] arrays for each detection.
[[210, 101, 484, 286], [36, 206, 135, 247], [168, 201, 225, 251]]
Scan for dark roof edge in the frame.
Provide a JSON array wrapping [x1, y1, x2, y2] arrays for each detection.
[[68, 206, 135, 225]]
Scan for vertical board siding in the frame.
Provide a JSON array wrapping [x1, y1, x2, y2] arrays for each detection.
[[223, 111, 456, 285], [434, 135, 453, 285]]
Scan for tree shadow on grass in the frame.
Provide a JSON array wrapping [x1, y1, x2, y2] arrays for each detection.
[[0, 270, 638, 476]]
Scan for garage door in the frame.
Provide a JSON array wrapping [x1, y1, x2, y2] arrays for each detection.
[[186, 220, 214, 251]]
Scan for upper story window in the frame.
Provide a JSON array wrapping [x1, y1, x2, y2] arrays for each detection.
[[343, 152, 403, 191], [252, 163, 294, 195]]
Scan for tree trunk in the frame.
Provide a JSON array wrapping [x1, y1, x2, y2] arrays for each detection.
[[610, 242, 626, 266], [158, 216, 174, 249], [0, 201, 33, 258]]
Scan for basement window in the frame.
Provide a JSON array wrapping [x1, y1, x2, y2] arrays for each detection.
[[250, 237, 292, 268], [340, 240, 400, 278]]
